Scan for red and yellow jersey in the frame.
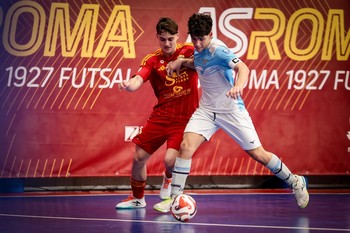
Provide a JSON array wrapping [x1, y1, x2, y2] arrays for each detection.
[[135, 43, 199, 121]]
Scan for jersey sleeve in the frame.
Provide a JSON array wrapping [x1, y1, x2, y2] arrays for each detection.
[[215, 46, 240, 69], [134, 54, 156, 82], [182, 43, 195, 58], [214, 46, 242, 86]]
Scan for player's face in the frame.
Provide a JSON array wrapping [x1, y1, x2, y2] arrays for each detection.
[[191, 33, 212, 52], [157, 32, 179, 57]]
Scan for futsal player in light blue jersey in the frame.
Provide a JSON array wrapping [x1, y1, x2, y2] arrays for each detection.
[[154, 13, 309, 213]]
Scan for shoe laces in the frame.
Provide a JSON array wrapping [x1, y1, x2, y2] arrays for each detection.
[[163, 178, 172, 189], [293, 179, 304, 190], [122, 195, 136, 202]]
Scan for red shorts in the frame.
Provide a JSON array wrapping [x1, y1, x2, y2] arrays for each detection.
[[132, 117, 187, 154]]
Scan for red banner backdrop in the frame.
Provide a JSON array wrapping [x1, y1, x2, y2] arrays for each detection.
[[0, 0, 349, 178]]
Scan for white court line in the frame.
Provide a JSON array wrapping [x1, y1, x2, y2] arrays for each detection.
[[0, 192, 349, 198], [0, 213, 349, 232]]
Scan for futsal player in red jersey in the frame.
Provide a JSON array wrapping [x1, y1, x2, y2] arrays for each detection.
[[116, 17, 199, 210]]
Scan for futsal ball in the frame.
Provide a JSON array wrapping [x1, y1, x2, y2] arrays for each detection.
[[170, 194, 197, 222]]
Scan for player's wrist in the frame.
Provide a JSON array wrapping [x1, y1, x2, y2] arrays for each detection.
[[179, 58, 194, 69]]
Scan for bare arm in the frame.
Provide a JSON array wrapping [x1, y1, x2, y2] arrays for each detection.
[[166, 58, 195, 77], [226, 61, 249, 99], [118, 75, 144, 92]]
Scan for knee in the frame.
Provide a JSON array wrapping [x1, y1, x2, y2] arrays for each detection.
[[179, 140, 196, 158], [247, 147, 271, 165], [133, 146, 150, 164], [164, 155, 175, 169]]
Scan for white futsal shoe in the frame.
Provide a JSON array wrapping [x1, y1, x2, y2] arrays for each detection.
[[116, 195, 146, 209], [159, 175, 172, 200], [292, 175, 309, 209]]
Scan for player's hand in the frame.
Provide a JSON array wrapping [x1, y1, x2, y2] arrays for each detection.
[[226, 86, 243, 99], [166, 59, 182, 77], [118, 80, 130, 92]]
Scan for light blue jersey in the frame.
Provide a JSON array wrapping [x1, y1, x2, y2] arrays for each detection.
[[194, 38, 245, 113], [185, 38, 261, 149]]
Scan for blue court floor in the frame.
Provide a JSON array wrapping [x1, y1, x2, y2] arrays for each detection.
[[0, 189, 349, 233]]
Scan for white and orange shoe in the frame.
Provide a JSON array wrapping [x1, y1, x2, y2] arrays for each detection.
[[159, 175, 172, 200], [116, 195, 146, 209]]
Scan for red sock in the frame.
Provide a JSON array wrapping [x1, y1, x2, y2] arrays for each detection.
[[130, 177, 146, 199]]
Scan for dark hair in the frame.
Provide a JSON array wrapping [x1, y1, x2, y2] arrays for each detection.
[[156, 17, 178, 35], [187, 13, 212, 37]]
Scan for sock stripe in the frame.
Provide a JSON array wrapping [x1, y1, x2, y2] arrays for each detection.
[[173, 170, 190, 175], [273, 162, 283, 174], [284, 174, 291, 182]]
